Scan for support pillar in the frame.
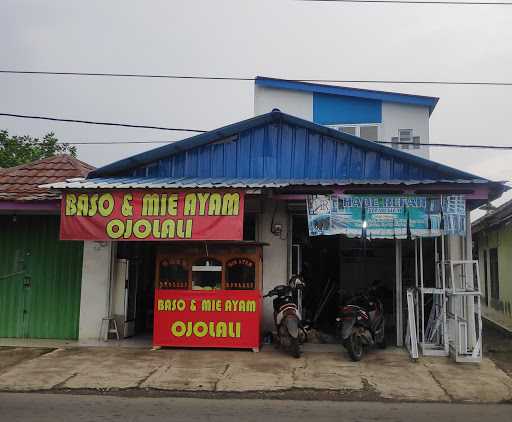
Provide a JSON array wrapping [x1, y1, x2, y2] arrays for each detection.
[[396, 240, 403, 346], [78, 241, 114, 341]]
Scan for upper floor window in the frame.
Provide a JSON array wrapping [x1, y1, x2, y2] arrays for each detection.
[[399, 129, 412, 149], [330, 124, 379, 142], [392, 129, 421, 150]]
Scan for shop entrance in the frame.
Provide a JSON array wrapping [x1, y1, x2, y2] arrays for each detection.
[[292, 215, 397, 343], [115, 242, 157, 338], [292, 215, 340, 333], [292, 214, 438, 346]]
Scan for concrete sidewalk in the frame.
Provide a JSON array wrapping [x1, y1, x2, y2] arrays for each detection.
[[1, 345, 511, 403]]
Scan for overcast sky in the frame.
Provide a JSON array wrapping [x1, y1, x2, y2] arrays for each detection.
[[2, 0, 512, 213]]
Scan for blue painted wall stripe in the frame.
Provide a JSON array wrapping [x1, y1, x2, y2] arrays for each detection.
[[313, 93, 382, 125]]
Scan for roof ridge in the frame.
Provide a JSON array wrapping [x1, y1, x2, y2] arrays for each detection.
[[89, 110, 486, 182], [62, 154, 96, 175], [0, 154, 94, 202], [1, 154, 95, 174]]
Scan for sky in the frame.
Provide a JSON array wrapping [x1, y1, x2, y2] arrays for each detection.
[[1, 0, 512, 215]]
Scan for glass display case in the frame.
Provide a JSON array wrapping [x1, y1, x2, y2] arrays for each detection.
[[155, 242, 263, 292]]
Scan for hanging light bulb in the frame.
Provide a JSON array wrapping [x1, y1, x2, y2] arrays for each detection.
[[362, 220, 368, 229]]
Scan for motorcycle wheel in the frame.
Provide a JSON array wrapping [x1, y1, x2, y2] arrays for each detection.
[[346, 332, 364, 361], [377, 336, 387, 349], [290, 338, 302, 358]]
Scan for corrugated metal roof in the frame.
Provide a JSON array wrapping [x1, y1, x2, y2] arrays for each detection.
[[87, 111, 484, 182], [472, 197, 512, 233], [43, 176, 491, 190]]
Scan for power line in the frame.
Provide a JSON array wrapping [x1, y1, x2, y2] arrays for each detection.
[[0, 112, 207, 133], [1, 70, 512, 86], [0, 70, 253, 81], [377, 141, 512, 149], [57, 139, 512, 150], [2, 111, 512, 150], [300, 0, 512, 5]]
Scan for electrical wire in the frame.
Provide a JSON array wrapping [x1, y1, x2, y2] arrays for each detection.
[[299, 0, 512, 5], [0, 112, 207, 133], [2, 111, 512, 150], [1, 71, 512, 86], [59, 139, 512, 150]]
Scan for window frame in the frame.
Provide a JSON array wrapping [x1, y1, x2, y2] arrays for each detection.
[[328, 123, 380, 142], [398, 128, 413, 150], [191, 257, 223, 291]]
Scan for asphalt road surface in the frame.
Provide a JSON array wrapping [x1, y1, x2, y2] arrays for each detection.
[[1, 393, 511, 422]]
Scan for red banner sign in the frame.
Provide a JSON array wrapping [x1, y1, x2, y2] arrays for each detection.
[[153, 290, 261, 349], [60, 190, 244, 241]]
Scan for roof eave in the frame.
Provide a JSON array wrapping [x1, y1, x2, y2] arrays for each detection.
[[255, 76, 440, 114]]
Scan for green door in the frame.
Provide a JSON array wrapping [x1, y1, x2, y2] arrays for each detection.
[[0, 215, 83, 339]]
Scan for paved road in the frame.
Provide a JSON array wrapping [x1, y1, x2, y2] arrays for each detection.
[[1, 393, 511, 422]]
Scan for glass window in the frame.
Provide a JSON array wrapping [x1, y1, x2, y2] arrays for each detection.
[[192, 257, 222, 290], [399, 129, 412, 149], [159, 258, 188, 289], [226, 258, 256, 290], [338, 126, 357, 136], [359, 125, 379, 141]]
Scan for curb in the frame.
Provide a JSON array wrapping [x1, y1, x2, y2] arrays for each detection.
[[483, 316, 512, 336]]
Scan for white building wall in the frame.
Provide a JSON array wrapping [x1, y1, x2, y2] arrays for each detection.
[[254, 85, 312, 120], [78, 241, 114, 340], [255, 86, 431, 159], [381, 102, 430, 159], [257, 199, 289, 332]]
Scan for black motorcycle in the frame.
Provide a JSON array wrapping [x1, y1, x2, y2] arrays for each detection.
[[336, 288, 386, 361], [264, 278, 305, 358]]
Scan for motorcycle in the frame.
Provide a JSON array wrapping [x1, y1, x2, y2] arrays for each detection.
[[336, 287, 386, 361], [264, 276, 306, 358]]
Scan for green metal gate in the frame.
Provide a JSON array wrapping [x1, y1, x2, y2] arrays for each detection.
[[0, 215, 83, 339]]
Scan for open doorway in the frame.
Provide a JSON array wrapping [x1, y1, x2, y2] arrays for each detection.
[[291, 215, 397, 344], [292, 215, 340, 332], [115, 242, 157, 338]]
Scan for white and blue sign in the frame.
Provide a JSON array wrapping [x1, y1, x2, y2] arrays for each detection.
[[306, 194, 466, 239]]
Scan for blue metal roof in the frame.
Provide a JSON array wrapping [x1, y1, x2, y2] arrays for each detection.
[[255, 76, 440, 115], [89, 110, 486, 184], [47, 177, 492, 190]]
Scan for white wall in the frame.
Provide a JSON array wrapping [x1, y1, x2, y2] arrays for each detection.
[[255, 86, 431, 159], [78, 241, 113, 340], [381, 102, 430, 159], [254, 85, 312, 120], [111, 258, 128, 317], [257, 199, 289, 332]]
